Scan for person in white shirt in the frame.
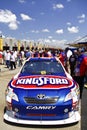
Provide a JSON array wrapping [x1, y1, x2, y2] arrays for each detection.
[[10, 51, 16, 70], [65, 47, 73, 73], [5, 50, 11, 68]]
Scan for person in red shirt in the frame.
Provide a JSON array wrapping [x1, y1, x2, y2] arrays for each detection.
[[73, 48, 87, 98], [58, 50, 66, 67], [80, 54, 87, 76]]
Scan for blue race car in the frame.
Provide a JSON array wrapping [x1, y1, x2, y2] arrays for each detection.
[[4, 57, 80, 125]]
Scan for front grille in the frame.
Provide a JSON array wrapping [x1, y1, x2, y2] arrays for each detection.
[[24, 97, 59, 104]]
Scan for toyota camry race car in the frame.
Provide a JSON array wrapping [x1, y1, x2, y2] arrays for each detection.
[[4, 57, 80, 125]]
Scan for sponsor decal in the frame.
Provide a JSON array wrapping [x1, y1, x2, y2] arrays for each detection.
[[16, 77, 68, 86], [26, 106, 56, 110], [11, 76, 73, 89]]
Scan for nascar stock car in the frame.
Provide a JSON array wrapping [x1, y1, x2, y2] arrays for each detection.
[[4, 57, 80, 125]]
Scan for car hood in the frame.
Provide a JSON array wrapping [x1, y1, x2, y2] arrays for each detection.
[[11, 75, 74, 89]]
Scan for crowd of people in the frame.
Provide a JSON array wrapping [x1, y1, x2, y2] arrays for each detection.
[[66, 47, 87, 98], [0, 47, 87, 98]]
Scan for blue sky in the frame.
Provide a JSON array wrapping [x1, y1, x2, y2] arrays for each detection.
[[0, 0, 87, 48]]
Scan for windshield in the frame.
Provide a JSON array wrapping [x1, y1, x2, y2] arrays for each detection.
[[21, 59, 65, 75]]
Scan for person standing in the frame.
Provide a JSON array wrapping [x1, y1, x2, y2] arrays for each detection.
[[10, 51, 16, 70], [73, 48, 87, 98], [5, 50, 11, 68], [69, 50, 77, 76], [17, 50, 23, 67]]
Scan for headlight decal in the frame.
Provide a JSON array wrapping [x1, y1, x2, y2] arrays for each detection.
[[64, 84, 80, 103], [64, 92, 72, 102], [5, 87, 19, 102]]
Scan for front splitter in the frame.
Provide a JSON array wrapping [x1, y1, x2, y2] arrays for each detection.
[[4, 110, 80, 125]]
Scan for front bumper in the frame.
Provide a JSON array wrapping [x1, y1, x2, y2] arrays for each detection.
[[4, 110, 80, 125]]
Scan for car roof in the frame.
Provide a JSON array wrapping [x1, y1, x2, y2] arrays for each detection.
[[27, 57, 60, 62]]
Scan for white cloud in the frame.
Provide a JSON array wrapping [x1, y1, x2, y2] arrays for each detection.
[[56, 39, 67, 47], [44, 38, 67, 48], [79, 19, 85, 23], [0, 31, 5, 38], [0, 30, 2, 34], [53, 3, 64, 10], [81, 14, 85, 18], [67, 26, 79, 33], [0, 9, 19, 30], [78, 14, 85, 19], [78, 13, 86, 23], [55, 39, 68, 49], [48, 36, 52, 39], [19, 0, 26, 3], [42, 29, 50, 32], [67, 0, 71, 2], [31, 30, 39, 33], [31, 1, 36, 5], [56, 29, 64, 34], [20, 13, 32, 20], [44, 39, 51, 43], [67, 22, 71, 26], [37, 38, 67, 49], [8, 22, 18, 30]]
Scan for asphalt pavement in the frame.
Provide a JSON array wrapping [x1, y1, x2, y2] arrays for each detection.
[[0, 64, 20, 73]]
